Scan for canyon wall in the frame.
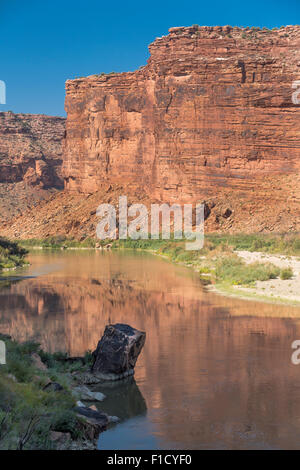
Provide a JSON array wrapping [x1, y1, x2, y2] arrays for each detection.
[[64, 25, 300, 205], [0, 112, 65, 189], [1, 26, 300, 237], [0, 112, 65, 221]]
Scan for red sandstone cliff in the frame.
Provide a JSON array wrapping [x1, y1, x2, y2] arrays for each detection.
[[1, 26, 300, 237], [64, 25, 300, 207]]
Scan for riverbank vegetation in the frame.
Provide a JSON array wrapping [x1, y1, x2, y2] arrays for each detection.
[[112, 238, 290, 286], [0, 334, 94, 450], [17, 233, 299, 287], [112, 232, 300, 257], [20, 236, 96, 250], [19, 232, 300, 256], [0, 237, 28, 271]]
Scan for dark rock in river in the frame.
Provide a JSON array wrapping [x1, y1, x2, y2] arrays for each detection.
[[72, 384, 106, 401], [92, 323, 146, 380], [75, 406, 109, 439]]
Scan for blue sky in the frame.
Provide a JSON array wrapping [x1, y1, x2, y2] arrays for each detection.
[[0, 0, 300, 116]]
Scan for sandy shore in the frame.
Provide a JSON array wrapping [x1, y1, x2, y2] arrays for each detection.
[[230, 251, 300, 304]]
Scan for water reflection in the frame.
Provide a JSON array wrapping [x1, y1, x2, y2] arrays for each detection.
[[99, 416, 161, 450], [94, 377, 147, 423], [1, 251, 300, 449]]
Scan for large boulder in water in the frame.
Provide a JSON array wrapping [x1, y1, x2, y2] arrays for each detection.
[[91, 324, 146, 380]]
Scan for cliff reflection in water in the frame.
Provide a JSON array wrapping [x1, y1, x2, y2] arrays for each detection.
[[1, 251, 300, 449], [95, 376, 147, 422]]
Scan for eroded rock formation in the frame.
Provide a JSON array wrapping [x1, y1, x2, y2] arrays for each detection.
[[0, 112, 65, 221], [0, 112, 65, 188]]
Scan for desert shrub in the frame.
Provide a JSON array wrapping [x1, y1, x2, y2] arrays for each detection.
[[0, 336, 79, 449], [0, 237, 28, 270], [280, 267, 293, 280], [50, 409, 82, 440], [198, 266, 212, 274], [2, 340, 39, 383], [205, 233, 300, 256], [175, 251, 195, 263], [292, 238, 300, 252], [215, 255, 280, 286]]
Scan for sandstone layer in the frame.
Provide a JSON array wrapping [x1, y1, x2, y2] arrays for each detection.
[[64, 25, 300, 207]]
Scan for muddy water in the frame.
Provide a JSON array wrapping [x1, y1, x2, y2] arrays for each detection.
[[1, 250, 300, 449]]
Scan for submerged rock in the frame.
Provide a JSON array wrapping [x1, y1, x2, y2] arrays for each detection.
[[73, 371, 105, 385], [72, 385, 106, 402], [76, 400, 85, 407], [92, 323, 146, 380], [75, 406, 109, 440], [108, 415, 120, 423]]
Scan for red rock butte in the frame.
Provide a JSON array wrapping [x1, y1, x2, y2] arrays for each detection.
[[1, 25, 300, 238], [64, 25, 300, 207]]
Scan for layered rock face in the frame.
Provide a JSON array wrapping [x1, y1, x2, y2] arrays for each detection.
[[64, 25, 300, 205], [1, 26, 299, 237], [0, 111, 65, 221], [0, 112, 65, 189]]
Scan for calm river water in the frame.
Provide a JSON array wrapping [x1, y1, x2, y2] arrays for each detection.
[[1, 250, 300, 449]]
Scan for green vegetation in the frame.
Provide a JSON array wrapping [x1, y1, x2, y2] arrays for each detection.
[[20, 236, 96, 250], [110, 232, 300, 256], [280, 267, 293, 280], [17, 232, 299, 289], [19, 233, 300, 256], [214, 254, 280, 286], [111, 236, 293, 287], [205, 233, 300, 256], [0, 334, 92, 450], [0, 237, 28, 271]]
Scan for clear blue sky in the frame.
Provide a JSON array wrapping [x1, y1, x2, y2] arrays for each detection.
[[0, 0, 299, 116]]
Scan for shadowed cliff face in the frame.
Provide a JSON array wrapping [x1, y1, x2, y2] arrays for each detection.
[[64, 25, 300, 207]]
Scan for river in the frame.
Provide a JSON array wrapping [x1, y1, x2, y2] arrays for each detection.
[[1, 250, 300, 449]]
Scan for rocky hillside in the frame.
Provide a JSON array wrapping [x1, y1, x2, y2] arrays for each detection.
[[0, 112, 65, 221]]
